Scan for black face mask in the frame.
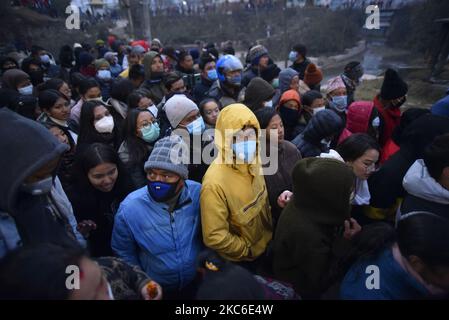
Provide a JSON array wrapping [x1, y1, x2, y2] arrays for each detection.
[[391, 96, 406, 109], [279, 106, 300, 127], [29, 70, 44, 86], [150, 71, 164, 80]]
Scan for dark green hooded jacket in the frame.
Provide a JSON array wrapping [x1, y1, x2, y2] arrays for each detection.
[[273, 157, 354, 299], [139, 51, 167, 105]]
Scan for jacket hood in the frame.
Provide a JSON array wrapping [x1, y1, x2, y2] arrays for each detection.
[[279, 68, 299, 94], [2, 69, 30, 90], [0, 108, 68, 214], [303, 109, 344, 143], [214, 103, 261, 173], [143, 51, 161, 80], [291, 157, 354, 225], [346, 101, 374, 133], [403, 159, 449, 205]]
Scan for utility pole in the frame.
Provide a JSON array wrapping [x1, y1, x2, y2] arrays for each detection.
[[121, 0, 135, 38], [142, 0, 152, 43]]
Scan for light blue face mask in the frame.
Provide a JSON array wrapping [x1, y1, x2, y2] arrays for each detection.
[[21, 176, 53, 195], [140, 122, 160, 143], [233, 140, 257, 163], [288, 51, 298, 62], [18, 84, 33, 96], [97, 70, 112, 80], [329, 95, 348, 113], [186, 117, 205, 135], [207, 69, 218, 81]]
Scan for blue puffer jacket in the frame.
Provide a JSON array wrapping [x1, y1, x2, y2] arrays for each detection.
[[111, 181, 202, 292]]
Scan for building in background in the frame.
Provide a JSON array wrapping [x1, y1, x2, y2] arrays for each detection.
[[71, 0, 119, 14]]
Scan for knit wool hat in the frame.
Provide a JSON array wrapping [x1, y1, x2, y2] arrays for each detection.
[[304, 63, 323, 87], [279, 89, 301, 107], [144, 135, 189, 179], [243, 77, 275, 110], [131, 45, 146, 55], [164, 94, 199, 128], [326, 76, 346, 95], [248, 45, 268, 66], [94, 58, 110, 70], [380, 68, 408, 100]]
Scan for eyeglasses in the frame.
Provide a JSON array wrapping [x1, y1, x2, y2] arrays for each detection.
[[139, 119, 159, 130]]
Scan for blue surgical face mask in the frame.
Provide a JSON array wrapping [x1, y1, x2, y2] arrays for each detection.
[[147, 180, 179, 202], [21, 176, 53, 195], [186, 117, 205, 135], [40, 54, 51, 64], [233, 140, 257, 163], [207, 69, 218, 81], [97, 70, 112, 80], [329, 95, 348, 113], [18, 84, 33, 96], [288, 51, 298, 62], [140, 122, 160, 143], [226, 74, 242, 87]]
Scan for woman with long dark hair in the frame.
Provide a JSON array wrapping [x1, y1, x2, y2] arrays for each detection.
[[66, 143, 134, 256], [77, 100, 123, 153], [118, 108, 160, 188]]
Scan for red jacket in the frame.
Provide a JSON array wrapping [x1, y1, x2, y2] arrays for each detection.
[[373, 95, 401, 147], [380, 138, 400, 164]]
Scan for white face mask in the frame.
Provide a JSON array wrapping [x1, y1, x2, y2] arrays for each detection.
[[264, 100, 273, 108], [94, 115, 114, 133], [313, 106, 326, 115], [86, 97, 103, 102], [147, 104, 158, 118], [18, 84, 33, 96]]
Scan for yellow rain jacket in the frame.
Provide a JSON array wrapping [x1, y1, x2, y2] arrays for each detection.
[[200, 104, 272, 262]]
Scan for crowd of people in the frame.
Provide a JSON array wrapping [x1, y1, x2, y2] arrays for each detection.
[[0, 35, 448, 300]]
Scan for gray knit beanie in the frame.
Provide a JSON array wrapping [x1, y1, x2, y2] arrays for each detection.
[[144, 135, 189, 179], [164, 94, 199, 129]]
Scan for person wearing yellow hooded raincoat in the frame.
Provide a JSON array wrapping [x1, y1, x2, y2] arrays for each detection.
[[200, 103, 273, 265]]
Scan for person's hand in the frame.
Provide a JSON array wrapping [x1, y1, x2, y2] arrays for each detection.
[[141, 281, 163, 300], [76, 220, 97, 238], [277, 190, 293, 208], [343, 218, 362, 240]]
